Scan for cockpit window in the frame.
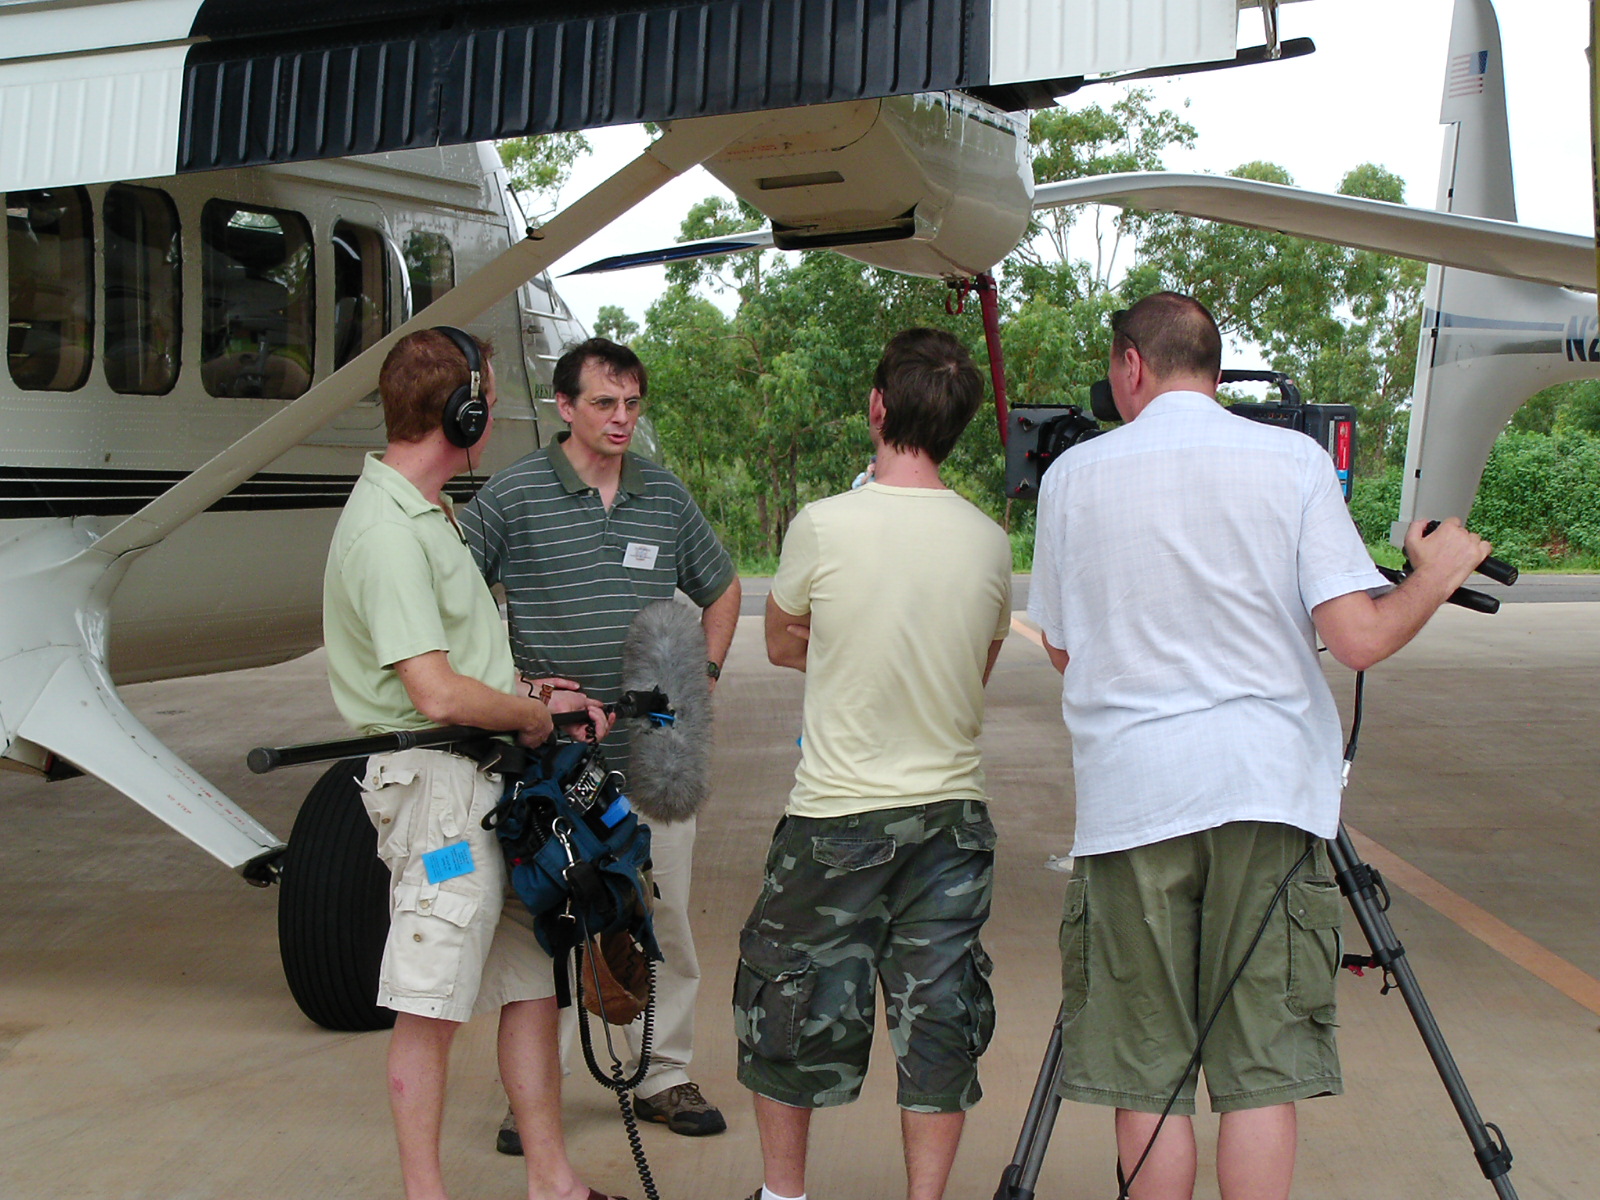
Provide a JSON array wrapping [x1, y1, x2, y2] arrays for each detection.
[[403, 231, 454, 315], [332, 220, 389, 369], [201, 201, 314, 399], [104, 185, 181, 395], [7, 187, 94, 391]]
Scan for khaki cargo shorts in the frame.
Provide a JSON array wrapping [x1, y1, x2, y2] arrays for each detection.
[[1055, 820, 1343, 1115], [360, 748, 555, 1023]]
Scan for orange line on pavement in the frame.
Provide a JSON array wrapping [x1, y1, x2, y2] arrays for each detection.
[[1009, 625, 1600, 1016], [1342, 825, 1600, 1017]]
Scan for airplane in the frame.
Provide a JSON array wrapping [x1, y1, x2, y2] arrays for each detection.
[[0, 0, 1592, 1031]]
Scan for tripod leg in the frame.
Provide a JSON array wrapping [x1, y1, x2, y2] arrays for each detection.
[[1328, 825, 1518, 1200], [994, 1003, 1067, 1200]]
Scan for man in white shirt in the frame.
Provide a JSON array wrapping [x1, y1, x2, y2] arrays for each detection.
[[1028, 292, 1489, 1200], [743, 329, 1014, 1200]]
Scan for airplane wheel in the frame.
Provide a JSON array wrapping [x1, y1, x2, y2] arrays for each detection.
[[277, 758, 395, 1032]]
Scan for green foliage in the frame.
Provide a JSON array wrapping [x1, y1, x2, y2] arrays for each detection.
[[1510, 380, 1600, 435], [1348, 466, 1405, 545], [497, 133, 592, 209], [594, 305, 639, 342], [1016, 90, 1195, 297], [1351, 434, 1600, 570], [1468, 430, 1600, 567], [1135, 162, 1423, 474]]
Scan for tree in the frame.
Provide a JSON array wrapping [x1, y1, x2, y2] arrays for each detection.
[[1013, 89, 1196, 302], [1136, 162, 1424, 473], [594, 305, 638, 342], [497, 132, 592, 213]]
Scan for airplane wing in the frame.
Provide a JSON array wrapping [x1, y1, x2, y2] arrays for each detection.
[[1, 0, 1292, 190], [1032, 173, 1598, 293]]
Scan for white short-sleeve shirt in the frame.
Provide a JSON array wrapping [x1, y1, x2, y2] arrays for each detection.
[[1027, 390, 1387, 856]]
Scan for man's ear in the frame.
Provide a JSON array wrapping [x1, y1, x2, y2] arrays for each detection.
[[868, 387, 886, 429], [554, 393, 575, 424]]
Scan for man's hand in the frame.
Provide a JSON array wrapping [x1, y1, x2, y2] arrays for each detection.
[[1403, 518, 1491, 589], [397, 651, 556, 743], [765, 594, 810, 671], [1314, 519, 1493, 672], [544, 688, 614, 743], [518, 674, 581, 698]]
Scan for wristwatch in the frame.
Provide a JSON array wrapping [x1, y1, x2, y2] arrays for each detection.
[[705, 660, 722, 682]]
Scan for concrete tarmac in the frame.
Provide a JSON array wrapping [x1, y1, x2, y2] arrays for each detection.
[[2, 599, 1598, 1200]]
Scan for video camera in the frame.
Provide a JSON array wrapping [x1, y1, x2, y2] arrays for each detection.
[[1004, 370, 1357, 501]]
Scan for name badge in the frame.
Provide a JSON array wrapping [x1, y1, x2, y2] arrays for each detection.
[[422, 841, 475, 885], [623, 541, 660, 570]]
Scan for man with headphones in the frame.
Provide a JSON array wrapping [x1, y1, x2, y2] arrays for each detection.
[[1027, 294, 1490, 1200], [461, 336, 741, 1146], [323, 327, 627, 1200]]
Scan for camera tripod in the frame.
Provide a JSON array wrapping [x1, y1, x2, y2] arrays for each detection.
[[999, 549, 1524, 1200], [993, 821, 1518, 1200]]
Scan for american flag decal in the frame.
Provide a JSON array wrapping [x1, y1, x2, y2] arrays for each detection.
[[1448, 50, 1489, 97]]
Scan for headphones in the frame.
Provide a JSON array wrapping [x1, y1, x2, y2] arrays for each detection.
[[432, 326, 489, 449]]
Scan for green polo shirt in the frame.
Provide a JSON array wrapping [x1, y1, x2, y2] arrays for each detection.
[[460, 434, 734, 767], [324, 453, 517, 734]]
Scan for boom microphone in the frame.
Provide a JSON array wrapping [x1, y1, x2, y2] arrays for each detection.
[[619, 599, 712, 823]]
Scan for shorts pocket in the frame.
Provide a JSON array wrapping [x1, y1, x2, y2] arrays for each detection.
[[1286, 878, 1343, 1022], [1058, 877, 1090, 1022], [812, 836, 896, 873], [961, 943, 997, 1057], [733, 929, 815, 1063], [952, 812, 998, 853], [386, 881, 479, 1000], [361, 758, 422, 865]]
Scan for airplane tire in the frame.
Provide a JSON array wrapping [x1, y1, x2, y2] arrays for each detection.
[[277, 758, 395, 1032]]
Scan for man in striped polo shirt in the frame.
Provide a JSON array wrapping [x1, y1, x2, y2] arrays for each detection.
[[462, 337, 741, 1145]]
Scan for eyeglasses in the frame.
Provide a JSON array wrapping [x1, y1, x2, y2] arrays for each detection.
[[579, 395, 644, 417]]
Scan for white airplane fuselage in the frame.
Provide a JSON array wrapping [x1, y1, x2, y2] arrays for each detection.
[[3, 144, 582, 689]]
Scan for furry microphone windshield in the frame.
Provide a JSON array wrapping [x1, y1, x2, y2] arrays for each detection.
[[620, 599, 712, 823]]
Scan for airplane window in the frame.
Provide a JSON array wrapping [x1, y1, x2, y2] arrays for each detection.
[[332, 221, 389, 369], [403, 232, 454, 312], [6, 187, 94, 391], [200, 200, 314, 399], [104, 185, 181, 395]]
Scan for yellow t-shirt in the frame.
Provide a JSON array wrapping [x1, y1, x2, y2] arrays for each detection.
[[323, 453, 517, 734], [770, 482, 1013, 818]]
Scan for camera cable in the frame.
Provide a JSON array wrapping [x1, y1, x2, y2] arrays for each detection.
[[1113, 837, 1315, 1199], [574, 915, 660, 1200], [1116, 666, 1366, 1198]]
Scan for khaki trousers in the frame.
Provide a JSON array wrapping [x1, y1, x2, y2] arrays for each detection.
[[560, 813, 701, 1099]]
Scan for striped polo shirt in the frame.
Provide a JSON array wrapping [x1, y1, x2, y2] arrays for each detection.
[[459, 434, 734, 766]]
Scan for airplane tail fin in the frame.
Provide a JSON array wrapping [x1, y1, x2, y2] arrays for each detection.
[[1396, 0, 1599, 538]]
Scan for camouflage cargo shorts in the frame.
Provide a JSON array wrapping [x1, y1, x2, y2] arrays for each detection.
[[733, 799, 997, 1113]]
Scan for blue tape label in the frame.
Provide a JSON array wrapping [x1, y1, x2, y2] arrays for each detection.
[[600, 795, 631, 828], [422, 841, 475, 885]]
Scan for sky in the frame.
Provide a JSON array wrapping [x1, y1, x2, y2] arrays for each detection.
[[539, 0, 1593, 337]]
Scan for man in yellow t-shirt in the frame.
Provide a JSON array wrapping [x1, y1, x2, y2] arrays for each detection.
[[323, 328, 621, 1200], [736, 329, 1013, 1200]]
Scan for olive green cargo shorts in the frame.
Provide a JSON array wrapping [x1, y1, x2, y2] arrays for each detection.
[[1055, 821, 1344, 1115], [733, 800, 997, 1113]]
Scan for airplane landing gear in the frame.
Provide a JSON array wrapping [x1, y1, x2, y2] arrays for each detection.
[[276, 758, 394, 1032]]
